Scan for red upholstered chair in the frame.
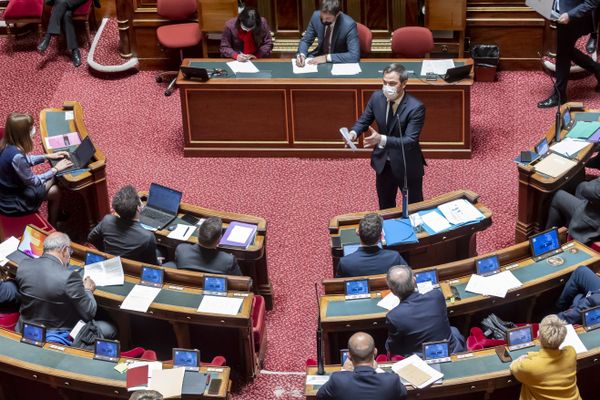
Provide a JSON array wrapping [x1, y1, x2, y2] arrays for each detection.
[[466, 324, 540, 351], [252, 295, 267, 365], [3, 0, 44, 46], [356, 23, 373, 57], [155, 0, 203, 96], [0, 216, 55, 241], [71, 0, 95, 48], [391, 26, 434, 58], [0, 313, 20, 331]]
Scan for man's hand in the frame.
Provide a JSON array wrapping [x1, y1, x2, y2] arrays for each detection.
[[83, 276, 96, 292], [296, 54, 306, 67], [558, 12, 570, 24], [46, 151, 70, 160], [364, 127, 382, 148], [308, 55, 327, 65]]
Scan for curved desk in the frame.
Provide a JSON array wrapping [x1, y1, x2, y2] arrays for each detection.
[[328, 190, 492, 272], [0, 328, 231, 399], [39, 101, 110, 229]]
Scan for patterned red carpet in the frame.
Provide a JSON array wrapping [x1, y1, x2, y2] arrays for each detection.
[[1, 19, 600, 399]]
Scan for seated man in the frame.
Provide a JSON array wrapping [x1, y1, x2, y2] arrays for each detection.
[[317, 331, 407, 400], [556, 266, 600, 324], [15, 232, 116, 339], [88, 185, 159, 265], [171, 217, 242, 276], [336, 213, 407, 277], [545, 177, 600, 244], [295, 0, 360, 67], [385, 265, 465, 357], [0, 279, 19, 311]]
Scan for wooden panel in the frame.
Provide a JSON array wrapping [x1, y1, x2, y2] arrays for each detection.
[[198, 0, 238, 32], [427, 0, 466, 30], [365, 0, 390, 31], [418, 89, 466, 145], [275, 0, 302, 31]]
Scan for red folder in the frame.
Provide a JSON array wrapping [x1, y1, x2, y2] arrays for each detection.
[[126, 365, 149, 389]]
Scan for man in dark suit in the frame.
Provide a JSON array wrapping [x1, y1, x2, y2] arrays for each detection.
[[296, 0, 360, 66], [545, 177, 600, 244], [0, 279, 18, 311], [170, 217, 242, 275], [347, 63, 426, 209], [316, 331, 406, 400], [336, 213, 407, 277], [385, 265, 465, 357], [15, 232, 116, 338], [555, 266, 600, 324], [88, 185, 159, 265], [538, 0, 600, 108]]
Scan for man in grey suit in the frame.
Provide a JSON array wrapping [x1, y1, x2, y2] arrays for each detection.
[[545, 177, 600, 244], [296, 0, 360, 66], [170, 217, 242, 276], [15, 232, 116, 338], [346, 63, 426, 209]]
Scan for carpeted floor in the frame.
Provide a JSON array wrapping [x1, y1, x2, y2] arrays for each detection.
[[1, 19, 600, 399]]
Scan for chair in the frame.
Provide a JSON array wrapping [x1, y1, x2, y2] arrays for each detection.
[[252, 295, 267, 366], [466, 324, 540, 351], [0, 313, 20, 331], [155, 0, 203, 96], [356, 23, 373, 57], [0, 215, 54, 241], [71, 0, 95, 48], [391, 26, 434, 58], [197, 0, 238, 58], [2, 0, 44, 47]]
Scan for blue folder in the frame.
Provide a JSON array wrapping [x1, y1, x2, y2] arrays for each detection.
[[382, 218, 418, 246]]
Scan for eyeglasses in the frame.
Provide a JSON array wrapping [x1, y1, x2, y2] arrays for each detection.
[[62, 246, 73, 256]]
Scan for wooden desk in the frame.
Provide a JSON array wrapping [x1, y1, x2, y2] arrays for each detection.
[[0, 328, 231, 399], [515, 104, 597, 242], [177, 58, 473, 159], [138, 192, 273, 310], [319, 232, 600, 363], [39, 101, 110, 229], [328, 190, 492, 272], [304, 326, 600, 399]]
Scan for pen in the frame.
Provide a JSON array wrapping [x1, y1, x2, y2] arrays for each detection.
[[183, 226, 190, 237]]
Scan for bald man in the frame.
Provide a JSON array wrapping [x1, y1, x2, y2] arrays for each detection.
[[385, 265, 465, 357], [317, 332, 406, 400]]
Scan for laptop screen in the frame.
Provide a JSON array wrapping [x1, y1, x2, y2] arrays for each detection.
[[147, 183, 182, 215], [535, 138, 549, 156], [95, 339, 119, 359], [530, 228, 560, 258], [173, 349, 200, 369], [562, 111, 571, 128], [345, 279, 369, 296], [423, 341, 449, 360], [17, 226, 46, 258], [340, 349, 349, 365], [22, 322, 45, 345], [74, 136, 96, 165], [507, 326, 533, 346], [141, 266, 164, 286], [583, 306, 600, 328], [85, 252, 107, 265], [204, 276, 227, 293], [415, 269, 438, 285], [476, 255, 500, 275]]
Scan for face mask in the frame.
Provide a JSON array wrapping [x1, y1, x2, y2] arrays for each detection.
[[321, 19, 333, 26], [30, 126, 36, 138], [240, 24, 254, 32], [382, 85, 398, 98]]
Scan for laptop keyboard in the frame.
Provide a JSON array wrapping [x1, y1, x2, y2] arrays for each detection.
[[142, 208, 167, 221]]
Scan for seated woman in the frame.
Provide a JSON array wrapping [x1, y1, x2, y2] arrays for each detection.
[[0, 113, 72, 226], [219, 7, 273, 62]]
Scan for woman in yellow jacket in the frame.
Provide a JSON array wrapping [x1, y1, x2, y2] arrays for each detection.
[[510, 314, 581, 400]]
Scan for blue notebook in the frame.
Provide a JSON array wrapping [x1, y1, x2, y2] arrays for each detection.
[[382, 218, 418, 246]]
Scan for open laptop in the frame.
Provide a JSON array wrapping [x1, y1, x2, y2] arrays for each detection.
[[49, 136, 96, 176], [422, 340, 451, 364], [476, 254, 501, 276], [7, 225, 47, 264], [506, 325, 535, 351], [526, 0, 559, 20], [139, 183, 182, 230], [582, 305, 600, 332], [529, 227, 562, 262], [442, 64, 472, 83]]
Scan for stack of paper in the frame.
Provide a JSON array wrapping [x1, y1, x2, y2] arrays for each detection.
[[148, 367, 186, 398], [167, 224, 197, 241], [559, 324, 588, 354], [84, 257, 124, 287], [420, 59, 455, 76], [549, 139, 590, 158], [339, 127, 357, 150], [420, 211, 451, 234], [120, 285, 161, 312], [0, 236, 19, 266], [291, 58, 318, 74], [331, 63, 362, 76], [377, 292, 400, 310], [465, 270, 522, 298], [219, 222, 257, 248], [197, 295, 243, 315], [392, 354, 444, 389], [534, 153, 578, 178], [226, 60, 259, 74], [437, 199, 484, 226], [45, 132, 81, 149]]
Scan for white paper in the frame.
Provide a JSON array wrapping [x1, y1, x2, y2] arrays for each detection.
[[339, 127, 357, 150], [0, 236, 19, 265], [197, 295, 243, 315], [377, 292, 400, 310], [227, 225, 254, 244], [465, 270, 522, 298], [421, 211, 451, 233], [167, 224, 196, 241], [417, 281, 434, 294], [64, 111, 74, 120], [84, 257, 125, 287], [120, 285, 161, 313], [69, 320, 86, 340], [559, 324, 588, 354], [550, 139, 590, 158], [291, 58, 318, 74], [437, 199, 484, 225], [420, 59, 455, 76], [409, 213, 423, 228], [306, 375, 330, 385], [331, 63, 362, 76], [140, 223, 157, 232], [196, 218, 206, 226], [391, 354, 444, 389], [148, 367, 185, 398], [492, 270, 523, 290], [226, 60, 259, 74]]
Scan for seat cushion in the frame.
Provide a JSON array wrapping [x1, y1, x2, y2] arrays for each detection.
[[73, 0, 93, 17], [0, 213, 55, 241], [4, 0, 43, 19], [391, 27, 434, 58], [0, 312, 19, 331], [156, 23, 202, 49], [252, 295, 266, 353]]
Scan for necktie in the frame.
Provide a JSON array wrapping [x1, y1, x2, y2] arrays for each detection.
[[386, 101, 395, 133], [323, 25, 332, 54]]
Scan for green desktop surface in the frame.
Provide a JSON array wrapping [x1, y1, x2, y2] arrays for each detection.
[[45, 112, 71, 137], [99, 281, 204, 309]]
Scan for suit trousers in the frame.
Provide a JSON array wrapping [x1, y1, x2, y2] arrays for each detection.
[[375, 162, 423, 210], [556, 266, 600, 310], [47, 0, 87, 50], [545, 189, 585, 230], [0, 280, 18, 311]]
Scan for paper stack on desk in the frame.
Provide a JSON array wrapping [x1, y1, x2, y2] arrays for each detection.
[[331, 63, 362, 75], [437, 199, 485, 226], [534, 153, 578, 178], [291, 58, 318, 74], [226, 60, 259, 74], [550, 139, 590, 158], [167, 224, 197, 241], [559, 324, 588, 354], [420, 210, 451, 234], [198, 295, 243, 315], [392, 354, 443, 389], [84, 256, 124, 287], [465, 270, 522, 298], [420, 59, 455, 76], [120, 285, 161, 312], [377, 292, 400, 310], [148, 367, 186, 398]]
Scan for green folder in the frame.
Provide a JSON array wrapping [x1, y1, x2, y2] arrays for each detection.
[[339, 228, 360, 246], [566, 121, 600, 140]]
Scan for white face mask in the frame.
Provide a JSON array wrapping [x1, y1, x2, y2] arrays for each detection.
[[30, 126, 36, 138], [382, 84, 398, 99], [240, 24, 254, 32]]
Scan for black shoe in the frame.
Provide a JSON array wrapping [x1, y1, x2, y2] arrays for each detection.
[[537, 95, 565, 109], [71, 49, 82, 67], [587, 35, 597, 54], [37, 34, 52, 53]]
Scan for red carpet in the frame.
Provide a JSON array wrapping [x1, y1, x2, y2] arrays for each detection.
[[2, 19, 600, 398]]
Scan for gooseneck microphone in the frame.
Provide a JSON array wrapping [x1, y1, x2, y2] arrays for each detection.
[[315, 283, 325, 375], [396, 114, 409, 219]]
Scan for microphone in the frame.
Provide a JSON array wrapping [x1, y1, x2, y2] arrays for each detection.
[[315, 283, 325, 375], [395, 114, 409, 219], [537, 52, 562, 143]]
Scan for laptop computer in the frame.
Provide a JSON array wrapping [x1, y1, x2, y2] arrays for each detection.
[[422, 340, 451, 364], [49, 136, 96, 176], [476, 254, 501, 276], [529, 227, 562, 262], [7, 225, 47, 264], [506, 325, 535, 351], [526, 0, 559, 20], [173, 348, 200, 371], [582, 305, 600, 331], [443, 64, 472, 83], [139, 183, 182, 230]]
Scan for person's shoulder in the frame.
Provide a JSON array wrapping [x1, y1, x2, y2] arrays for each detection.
[[175, 242, 196, 253], [562, 345, 577, 359], [100, 214, 117, 225], [339, 12, 357, 26], [309, 10, 321, 21], [405, 94, 424, 108]]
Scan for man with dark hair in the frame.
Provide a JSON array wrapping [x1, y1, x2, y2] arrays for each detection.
[[316, 331, 406, 400], [346, 63, 426, 209], [336, 213, 407, 277], [171, 217, 242, 275], [296, 0, 360, 66], [88, 185, 159, 264], [385, 265, 465, 357]]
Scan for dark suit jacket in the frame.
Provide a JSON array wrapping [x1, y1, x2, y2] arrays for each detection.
[[88, 215, 158, 265], [15, 254, 96, 331], [316, 365, 407, 400], [174, 243, 242, 276], [352, 92, 426, 180], [570, 178, 600, 243], [297, 11, 360, 63], [336, 246, 406, 278], [219, 17, 273, 59], [560, 0, 600, 18], [386, 290, 459, 356], [558, 291, 600, 324]]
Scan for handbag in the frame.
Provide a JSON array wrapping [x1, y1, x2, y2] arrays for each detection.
[[481, 313, 516, 340]]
